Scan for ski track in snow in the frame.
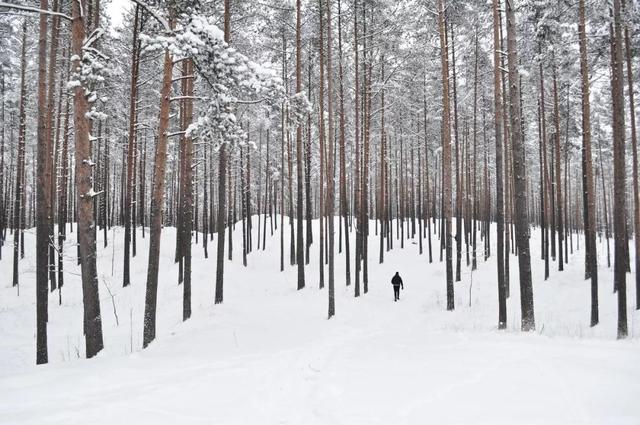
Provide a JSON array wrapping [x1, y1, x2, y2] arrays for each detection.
[[1, 218, 639, 424]]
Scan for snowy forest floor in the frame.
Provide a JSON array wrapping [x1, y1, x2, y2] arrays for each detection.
[[1, 217, 639, 424]]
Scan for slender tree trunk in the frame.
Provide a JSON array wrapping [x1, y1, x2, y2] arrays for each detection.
[[46, 0, 61, 292], [379, 59, 386, 264], [0, 69, 4, 261], [437, 0, 454, 311], [552, 61, 564, 271], [610, 0, 627, 338], [472, 33, 478, 271], [361, 2, 370, 293], [621, 0, 639, 311], [13, 22, 27, 291], [578, 0, 598, 326], [36, 0, 50, 365], [203, 134, 209, 258], [215, 2, 231, 304], [123, 5, 140, 287], [305, 53, 313, 261], [353, 0, 361, 297], [338, 0, 350, 285], [295, 0, 305, 289], [450, 23, 462, 283], [325, 0, 336, 317], [318, 0, 326, 289], [182, 59, 194, 321], [539, 60, 551, 280], [58, 83, 70, 301], [492, 0, 506, 328]]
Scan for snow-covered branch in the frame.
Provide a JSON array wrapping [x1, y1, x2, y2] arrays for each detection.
[[0, 1, 72, 20]]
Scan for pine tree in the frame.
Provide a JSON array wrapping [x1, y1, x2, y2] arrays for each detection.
[[506, 0, 535, 331]]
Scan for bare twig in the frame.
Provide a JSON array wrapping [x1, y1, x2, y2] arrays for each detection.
[[101, 277, 119, 327]]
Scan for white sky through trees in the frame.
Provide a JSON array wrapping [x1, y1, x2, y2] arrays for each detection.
[[107, 0, 129, 28]]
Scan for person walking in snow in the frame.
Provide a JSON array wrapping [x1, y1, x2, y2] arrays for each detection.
[[391, 272, 404, 301]]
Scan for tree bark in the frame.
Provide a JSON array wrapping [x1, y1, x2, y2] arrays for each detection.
[[295, 0, 305, 289], [610, 0, 627, 338], [437, 0, 454, 311], [72, 0, 104, 357], [492, 0, 506, 328], [578, 0, 598, 326], [123, 5, 140, 287], [326, 0, 336, 318], [143, 15, 175, 347], [36, 0, 50, 364], [506, 0, 535, 331], [215, 1, 231, 304]]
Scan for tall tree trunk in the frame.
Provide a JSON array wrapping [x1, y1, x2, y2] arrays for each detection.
[[123, 5, 140, 287], [143, 15, 175, 348], [610, 0, 628, 339], [182, 59, 194, 321], [13, 21, 27, 291], [506, 0, 535, 331], [46, 0, 60, 292], [539, 59, 551, 280], [338, 0, 350, 285], [58, 82, 70, 301], [36, 0, 50, 364], [578, 0, 598, 326], [437, 0, 454, 311], [295, 0, 305, 289], [492, 0, 506, 328], [72, 0, 104, 357], [379, 59, 386, 264], [318, 0, 326, 289], [361, 2, 370, 293], [471, 33, 478, 271], [353, 0, 361, 297], [621, 0, 639, 311], [552, 60, 564, 271], [450, 23, 462, 283], [305, 52, 313, 261], [0, 68, 4, 260], [326, 0, 336, 317], [215, 1, 231, 304]]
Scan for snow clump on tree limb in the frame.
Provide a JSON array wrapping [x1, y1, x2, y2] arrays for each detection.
[[140, 13, 310, 152]]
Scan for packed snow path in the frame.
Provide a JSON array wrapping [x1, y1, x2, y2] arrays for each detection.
[[1, 219, 639, 424]]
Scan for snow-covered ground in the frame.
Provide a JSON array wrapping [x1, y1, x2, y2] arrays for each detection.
[[1, 218, 639, 424]]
